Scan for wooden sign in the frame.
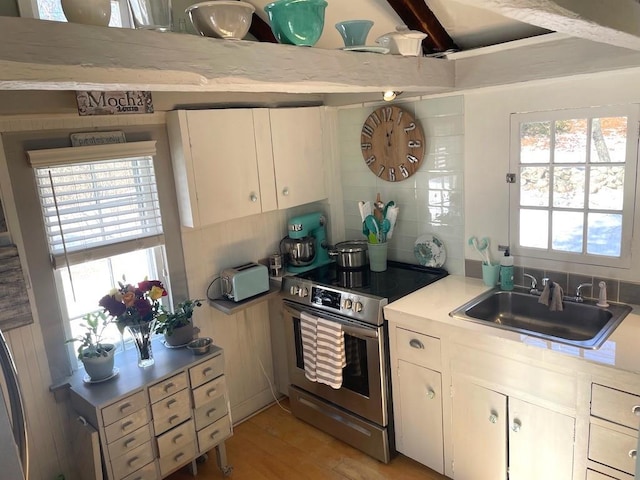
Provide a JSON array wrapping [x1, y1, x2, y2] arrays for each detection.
[[70, 131, 126, 147], [75, 91, 154, 116], [0, 245, 33, 330]]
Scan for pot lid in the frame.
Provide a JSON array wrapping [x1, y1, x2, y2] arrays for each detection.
[[377, 25, 428, 41], [333, 240, 368, 252]]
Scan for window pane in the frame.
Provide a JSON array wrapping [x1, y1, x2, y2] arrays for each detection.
[[589, 166, 624, 210], [552, 211, 583, 252], [591, 117, 627, 163], [520, 166, 549, 207], [520, 121, 550, 164], [520, 209, 548, 248], [555, 119, 587, 164], [587, 213, 622, 256], [553, 166, 584, 208]]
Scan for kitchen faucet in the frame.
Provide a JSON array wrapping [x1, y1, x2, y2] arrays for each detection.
[[575, 283, 593, 303], [523, 273, 539, 294]]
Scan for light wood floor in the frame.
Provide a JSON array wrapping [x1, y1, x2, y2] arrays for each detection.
[[167, 398, 450, 480]]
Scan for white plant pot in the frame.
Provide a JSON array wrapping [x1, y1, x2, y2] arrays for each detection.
[[81, 344, 115, 381], [164, 323, 195, 347], [61, 0, 111, 26]]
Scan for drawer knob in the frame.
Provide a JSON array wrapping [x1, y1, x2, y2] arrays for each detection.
[[121, 420, 134, 431], [169, 414, 180, 424], [119, 402, 132, 412], [511, 419, 522, 433], [127, 456, 140, 467], [207, 408, 217, 417], [207, 388, 217, 397], [124, 437, 136, 448], [426, 389, 435, 400], [203, 367, 213, 376], [166, 398, 177, 408], [175, 452, 185, 462], [632, 405, 640, 416], [210, 429, 220, 439], [629, 449, 637, 459], [250, 193, 258, 202], [489, 413, 498, 424], [173, 433, 184, 444], [409, 339, 424, 349], [164, 382, 175, 392]]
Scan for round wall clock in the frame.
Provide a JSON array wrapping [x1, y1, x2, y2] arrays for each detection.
[[360, 105, 425, 182]]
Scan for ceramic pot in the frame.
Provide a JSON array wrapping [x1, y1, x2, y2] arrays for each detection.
[[164, 323, 195, 347], [61, 0, 111, 26], [80, 344, 115, 381], [335, 20, 373, 47]]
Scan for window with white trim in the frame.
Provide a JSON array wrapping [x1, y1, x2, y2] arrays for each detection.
[[27, 141, 170, 367], [510, 105, 639, 268]]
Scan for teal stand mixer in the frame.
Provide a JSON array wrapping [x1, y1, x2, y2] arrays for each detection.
[[280, 212, 332, 273]]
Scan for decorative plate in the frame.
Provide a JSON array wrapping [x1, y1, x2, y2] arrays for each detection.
[[83, 367, 119, 385], [414, 234, 446, 268], [342, 45, 390, 54]]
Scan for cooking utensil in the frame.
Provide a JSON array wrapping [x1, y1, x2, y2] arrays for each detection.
[[358, 201, 366, 222], [328, 240, 369, 268], [364, 215, 380, 243], [478, 237, 492, 264], [385, 205, 399, 240], [468, 236, 491, 265]]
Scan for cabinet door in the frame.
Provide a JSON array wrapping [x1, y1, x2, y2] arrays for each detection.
[[173, 109, 263, 227], [396, 360, 444, 474], [269, 107, 326, 209], [508, 397, 575, 480], [452, 381, 507, 480]]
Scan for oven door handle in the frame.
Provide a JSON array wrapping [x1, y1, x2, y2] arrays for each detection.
[[283, 303, 379, 340], [341, 325, 379, 340]]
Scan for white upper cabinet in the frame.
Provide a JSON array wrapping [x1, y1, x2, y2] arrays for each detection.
[[269, 107, 327, 209], [167, 107, 326, 228]]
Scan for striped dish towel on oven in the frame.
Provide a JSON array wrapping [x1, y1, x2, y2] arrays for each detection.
[[316, 318, 346, 389], [300, 312, 318, 382]]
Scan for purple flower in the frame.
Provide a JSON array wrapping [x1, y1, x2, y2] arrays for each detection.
[[99, 294, 126, 317]]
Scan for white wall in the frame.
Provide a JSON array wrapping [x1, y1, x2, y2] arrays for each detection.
[[465, 68, 640, 281], [336, 96, 466, 275]]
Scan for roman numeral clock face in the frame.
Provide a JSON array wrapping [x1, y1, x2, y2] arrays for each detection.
[[360, 105, 425, 182]]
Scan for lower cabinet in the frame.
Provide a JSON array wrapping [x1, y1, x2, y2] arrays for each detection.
[[69, 343, 233, 480], [451, 380, 575, 480]]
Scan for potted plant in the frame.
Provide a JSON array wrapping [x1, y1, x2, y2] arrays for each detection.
[[155, 299, 204, 347], [66, 310, 115, 381]]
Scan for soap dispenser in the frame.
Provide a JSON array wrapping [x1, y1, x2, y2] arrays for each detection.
[[500, 248, 514, 291]]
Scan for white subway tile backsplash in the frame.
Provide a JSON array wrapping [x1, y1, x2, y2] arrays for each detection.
[[422, 115, 464, 137], [414, 95, 464, 118]]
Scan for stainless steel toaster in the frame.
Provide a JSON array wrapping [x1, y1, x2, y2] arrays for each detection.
[[221, 262, 269, 302]]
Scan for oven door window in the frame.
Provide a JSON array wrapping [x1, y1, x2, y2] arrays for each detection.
[[293, 318, 370, 397]]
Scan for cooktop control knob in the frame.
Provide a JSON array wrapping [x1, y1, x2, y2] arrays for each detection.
[[343, 298, 353, 310], [354, 301, 363, 313], [290, 285, 300, 296], [299, 287, 309, 298]]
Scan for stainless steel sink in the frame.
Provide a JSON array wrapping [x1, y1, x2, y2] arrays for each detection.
[[449, 288, 632, 349]]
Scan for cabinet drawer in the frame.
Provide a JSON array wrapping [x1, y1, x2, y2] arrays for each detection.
[[197, 414, 232, 453], [152, 389, 191, 435], [105, 408, 150, 444], [102, 391, 147, 426], [592, 384, 640, 430], [157, 419, 196, 458], [396, 327, 441, 370], [108, 424, 151, 459], [192, 375, 226, 409], [122, 461, 157, 480], [159, 441, 197, 476], [189, 354, 224, 389], [589, 424, 637, 475], [149, 372, 188, 404], [587, 469, 629, 480], [194, 394, 228, 430], [111, 441, 155, 479]]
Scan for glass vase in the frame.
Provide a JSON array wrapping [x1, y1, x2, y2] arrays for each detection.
[[127, 322, 155, 367]]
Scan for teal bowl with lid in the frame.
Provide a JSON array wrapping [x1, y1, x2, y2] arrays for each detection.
[[264, 0, 328, 46]]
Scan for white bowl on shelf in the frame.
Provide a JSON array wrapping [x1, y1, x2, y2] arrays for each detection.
[[186, 1, 255, 39], [376, 25, 427, 56]]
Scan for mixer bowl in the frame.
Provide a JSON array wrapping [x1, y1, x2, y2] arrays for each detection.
[[281, 236, 315, 266]]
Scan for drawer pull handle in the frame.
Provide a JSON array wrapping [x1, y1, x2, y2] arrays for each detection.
[[175, 452, 185, 462], [210, 429, 220, 439], [119, 402, 132, 412], [169, 414, 180, 424], [166, 398, 177, 408], [426, 389, 435, 400], [632, 405, 640, 416], [629, 449, 637, 459], [207, 388, 217, 397], [124, 437, 136, 448], [127, 456, 140, 467], [121, 420, 134, 431], [173, 433, 183, 444], [203, 367, 213, 376], [207, 408, 217, 417], [164, 382, 175, 392], [409, 339, 424, 349]]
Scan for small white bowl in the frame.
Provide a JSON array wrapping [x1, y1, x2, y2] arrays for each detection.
[[186, 1, 255, 39]]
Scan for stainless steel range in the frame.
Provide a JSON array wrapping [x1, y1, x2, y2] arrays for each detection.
[[282, 260, 447, 463]]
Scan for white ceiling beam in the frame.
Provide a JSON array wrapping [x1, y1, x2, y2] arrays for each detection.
[[0, 17, 454, 94], [452, 0, 640, 51]]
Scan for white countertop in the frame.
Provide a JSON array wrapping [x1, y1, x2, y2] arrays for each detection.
[[384, 275, 640, 376]]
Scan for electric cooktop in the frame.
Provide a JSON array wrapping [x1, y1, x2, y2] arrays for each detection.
[[296, 260, 448, 303]]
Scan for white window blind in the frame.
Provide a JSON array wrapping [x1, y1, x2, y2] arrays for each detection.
[[27, 141, 164, 268]]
